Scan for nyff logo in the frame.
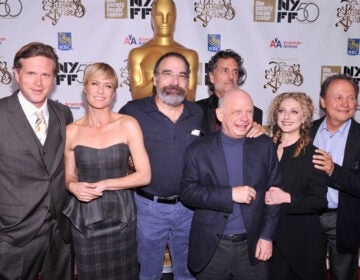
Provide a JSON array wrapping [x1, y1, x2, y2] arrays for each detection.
[[321, 65, 360, 85], [344, 66, 360, 84], [56, 62, 90, 85], [277, 0, 319, 23], [130, 0, 152, 19]]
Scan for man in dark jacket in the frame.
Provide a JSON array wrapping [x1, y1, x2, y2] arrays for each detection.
[[182, 88, 281, 279], [312, 74, 360, 280], [196, 49, 263, 135]]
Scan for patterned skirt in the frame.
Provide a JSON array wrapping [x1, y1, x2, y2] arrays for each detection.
[[71, 220, 138, 280]]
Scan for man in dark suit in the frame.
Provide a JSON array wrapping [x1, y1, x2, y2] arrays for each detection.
[[0, 42, 74, 279], [181, 88, 281, 279], [312, 74, 360, 280], [196, 49, 263, 135]]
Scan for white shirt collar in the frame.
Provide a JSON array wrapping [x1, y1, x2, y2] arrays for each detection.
[[17, 91, 49, 123]]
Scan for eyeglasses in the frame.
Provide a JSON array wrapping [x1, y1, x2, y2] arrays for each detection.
[[156, 71, 188, 83]]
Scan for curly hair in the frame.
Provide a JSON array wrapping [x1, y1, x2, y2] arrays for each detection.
[[207, 49, 246, 93], [269, 92, 314, 157]]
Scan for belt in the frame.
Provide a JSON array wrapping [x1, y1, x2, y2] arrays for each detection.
[[136, 189, 180, 204], [324, 208, 338, 213], [217, 233, 247, 242]]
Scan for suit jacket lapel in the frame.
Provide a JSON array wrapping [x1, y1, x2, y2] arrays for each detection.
[[7, 92, 46, 168], [47, 100, 66, 175], [343, 119, 360, 167], [210, 133, 229, 186]]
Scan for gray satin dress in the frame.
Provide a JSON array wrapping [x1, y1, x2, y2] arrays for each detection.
[[63, 143, 138, 280]]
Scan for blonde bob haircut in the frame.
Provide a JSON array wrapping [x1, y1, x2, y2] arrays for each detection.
[[83, 62, 119, 89]]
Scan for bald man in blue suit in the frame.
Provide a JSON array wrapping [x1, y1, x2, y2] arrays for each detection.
[[181, 88, 281, 279]]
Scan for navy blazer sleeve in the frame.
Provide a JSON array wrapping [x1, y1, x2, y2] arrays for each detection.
[[181, 138, 233, 213], [181, 133, 282, 269], [246, 136, 282, 241]]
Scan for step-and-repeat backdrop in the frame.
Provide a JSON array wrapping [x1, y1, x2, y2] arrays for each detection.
[[0, 0, 359, 124]]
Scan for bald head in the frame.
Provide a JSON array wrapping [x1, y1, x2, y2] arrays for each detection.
[[216, 88, 254, 139], [218, 88, 253, 109]]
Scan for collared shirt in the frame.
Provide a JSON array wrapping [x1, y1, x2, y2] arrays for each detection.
[[120, 96, 204, 197], [18, 91, 49, 129], [313, 118, 351, 208]]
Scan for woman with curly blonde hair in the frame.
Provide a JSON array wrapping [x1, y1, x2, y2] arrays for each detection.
[[265, 92, 328, 280]]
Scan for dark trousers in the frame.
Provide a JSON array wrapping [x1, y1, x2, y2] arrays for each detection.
[[196, 239, 268, 280], [0, 216, 74, 280], [320, 211, 358, 280]]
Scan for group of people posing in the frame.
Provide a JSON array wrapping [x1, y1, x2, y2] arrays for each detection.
[[0, 41, 360, 280]]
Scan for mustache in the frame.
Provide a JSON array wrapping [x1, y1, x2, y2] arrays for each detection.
[[162, 85, 186, 95], [162, 85, 185, 94]]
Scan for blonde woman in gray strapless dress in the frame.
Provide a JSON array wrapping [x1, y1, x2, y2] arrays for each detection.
[[63, 63, 151, 280]]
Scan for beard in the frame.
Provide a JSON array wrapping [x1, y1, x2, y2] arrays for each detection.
[[157, 85, 186, 107]]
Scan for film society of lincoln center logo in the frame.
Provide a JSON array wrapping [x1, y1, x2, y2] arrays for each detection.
[[105, 0, 127, 18], [321, 65, 360, 86]]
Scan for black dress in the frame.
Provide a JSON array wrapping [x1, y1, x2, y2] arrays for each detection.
[[63, 143, 138, 280], [269, 142, 328, 280]]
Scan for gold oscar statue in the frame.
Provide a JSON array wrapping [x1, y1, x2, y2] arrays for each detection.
[[128, 0, 199, 101]]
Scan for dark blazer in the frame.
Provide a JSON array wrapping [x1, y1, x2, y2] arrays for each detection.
[[270, 142, 328, 280], [181, 132, 282, 273], [0, 92, 73, 247], [312, 117, 360, 254], [197, 94, 263, 135]]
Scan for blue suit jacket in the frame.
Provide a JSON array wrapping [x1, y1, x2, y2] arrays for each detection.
[[312, 117, 360, 253], [181, 132, 282, 273]]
